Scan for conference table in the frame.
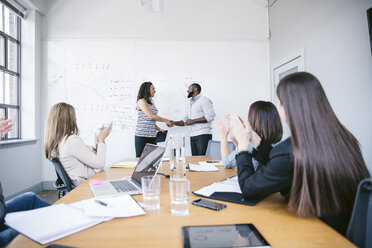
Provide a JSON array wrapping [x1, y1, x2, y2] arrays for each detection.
[[8, 156, 354, 248]]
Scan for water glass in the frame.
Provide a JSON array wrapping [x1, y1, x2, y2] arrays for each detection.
[[169, 178, 190, 216], [167, 134, 186, 178], [141, 175, 161, 210]]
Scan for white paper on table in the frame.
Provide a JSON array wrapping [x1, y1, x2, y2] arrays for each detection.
[[69, 200, 84, 210], [199, 161, 224, 166], [219, 176, 239, 185], [83, 195, 146, 218], [5, 204, 106, 245], [194, 178, 242, 197], [189, 163, 219, 172]]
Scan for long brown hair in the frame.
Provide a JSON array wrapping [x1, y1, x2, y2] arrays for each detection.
[[277, 72, 370, 218], [248, 101, 282, 144], [44, 102, 79, 158], [137, 82, 153, 105]]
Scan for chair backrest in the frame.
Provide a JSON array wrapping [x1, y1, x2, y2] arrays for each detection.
[[346, 178, 372, 248], [205, 140, 235, 160], [49, 157, 75, 192]]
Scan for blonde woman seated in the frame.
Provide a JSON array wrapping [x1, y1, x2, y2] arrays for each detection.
[[215, 101, 282, 170], [44, 102, 112, 186]]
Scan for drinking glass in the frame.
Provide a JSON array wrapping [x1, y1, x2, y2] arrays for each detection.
[[141, 175, 161, 210], [169, 178, 190, 216]]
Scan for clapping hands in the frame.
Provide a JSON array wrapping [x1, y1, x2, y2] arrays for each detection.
[[95, 122, 113, 144], [0, 117, 13, 139], [214, 117, 229, 139], [229, 114, 261, 151]]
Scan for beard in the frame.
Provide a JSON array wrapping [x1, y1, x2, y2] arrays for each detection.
[[187, 91, 193, 98]]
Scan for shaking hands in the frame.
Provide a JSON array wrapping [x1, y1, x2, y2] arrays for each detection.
[[166, 120, 175, 127]]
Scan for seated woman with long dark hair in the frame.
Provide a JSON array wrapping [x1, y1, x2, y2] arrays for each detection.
[[215, 101, 282, 170], [230, 72, 370, 235]]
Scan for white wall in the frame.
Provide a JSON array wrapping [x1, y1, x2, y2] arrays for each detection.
[[269, 0, 372, 171], [41, 0, 270, 181], [42, 0, 267, 40], [0, 10, 43, 198]]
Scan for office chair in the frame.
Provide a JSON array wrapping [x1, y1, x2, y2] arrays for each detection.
[[205, 140, 235, 160], [346, 178, 372, 248], [49, 157, 75, 198]]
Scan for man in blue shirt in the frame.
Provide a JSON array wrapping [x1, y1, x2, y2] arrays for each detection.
[[174, 83, 216, 155]]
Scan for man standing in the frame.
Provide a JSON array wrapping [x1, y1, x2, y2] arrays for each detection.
[[174, 83, 215, 155]]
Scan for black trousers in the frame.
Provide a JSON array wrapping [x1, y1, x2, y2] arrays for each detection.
[[135, 136, 157, 157], [190, 134, 212, 156]]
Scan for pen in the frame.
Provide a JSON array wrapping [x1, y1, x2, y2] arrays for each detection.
[[206, 161, 220, 163], [95, 199, 108, 207]]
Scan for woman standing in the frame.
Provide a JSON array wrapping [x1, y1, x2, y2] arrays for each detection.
[[135, 82, 174, 157], [230, 72, 370, 235], [44, 102, 112, 186]]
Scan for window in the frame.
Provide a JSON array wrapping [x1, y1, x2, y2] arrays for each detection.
[[0, 3, 20, 140]]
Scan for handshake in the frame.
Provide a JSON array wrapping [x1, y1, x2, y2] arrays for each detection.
[[166, 120, 175, 127]]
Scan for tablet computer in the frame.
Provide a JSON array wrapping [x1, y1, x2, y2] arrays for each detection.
[[182, 224, 270, 248]]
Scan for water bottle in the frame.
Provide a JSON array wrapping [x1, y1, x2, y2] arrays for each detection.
[[167, 134, 186, 179]]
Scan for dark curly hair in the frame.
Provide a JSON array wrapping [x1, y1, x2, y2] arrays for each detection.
[[137, 82, 153, 105]]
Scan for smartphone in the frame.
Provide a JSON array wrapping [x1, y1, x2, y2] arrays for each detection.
[[192, 198, 227, 211]]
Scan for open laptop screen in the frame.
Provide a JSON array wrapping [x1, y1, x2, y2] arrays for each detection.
[[131, 144, 166, 185]]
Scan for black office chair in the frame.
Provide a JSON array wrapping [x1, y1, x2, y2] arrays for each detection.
[[49, 157, 75, 199], [346, 178, 372, 248], [205, 140, 235, 160]]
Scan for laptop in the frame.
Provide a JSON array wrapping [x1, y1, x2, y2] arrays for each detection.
[[89, 144, 166, 198]]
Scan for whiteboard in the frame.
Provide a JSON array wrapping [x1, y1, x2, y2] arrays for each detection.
[[44, 39, 270, 164]]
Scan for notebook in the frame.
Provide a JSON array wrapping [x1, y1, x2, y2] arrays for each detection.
[[193, 176, 261, 206], [5, 204, 107, 245], [89, 144, 166, 197]]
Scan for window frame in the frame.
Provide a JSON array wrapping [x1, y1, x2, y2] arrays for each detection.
[[0, 3, 21, 141]]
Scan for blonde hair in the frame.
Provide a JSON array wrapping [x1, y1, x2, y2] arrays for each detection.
[[44, 102, 79, 158]]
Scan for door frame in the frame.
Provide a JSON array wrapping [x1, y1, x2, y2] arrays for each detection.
[[271, 48, 306, 103]]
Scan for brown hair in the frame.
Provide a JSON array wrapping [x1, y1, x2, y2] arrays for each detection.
[[137, 82, 153, 105], [248, 101, 282, 144], [44, 102, 79, 158], [277, 72, 370, 218]]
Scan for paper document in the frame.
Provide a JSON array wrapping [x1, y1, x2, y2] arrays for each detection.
[[110, 161, 137, 168], [193, 176, 242, 197], [189, 163, 219, 172], [83, 195, 146, 218], [199, 161, 224, 166], [218, 176, 239, 184], [5, 204, 106, 245]]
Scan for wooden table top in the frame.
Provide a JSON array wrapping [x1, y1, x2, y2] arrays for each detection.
[[8, 156, 355, 248]]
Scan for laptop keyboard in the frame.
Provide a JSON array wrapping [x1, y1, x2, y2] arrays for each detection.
[[111, 180, 138, 192]]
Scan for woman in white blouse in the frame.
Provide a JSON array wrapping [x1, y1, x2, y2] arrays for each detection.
[[44, 102, 112, 186]]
